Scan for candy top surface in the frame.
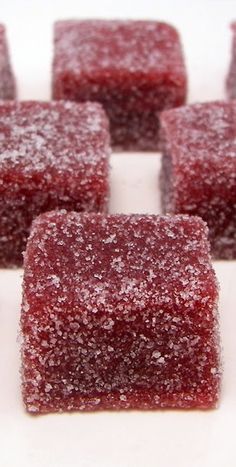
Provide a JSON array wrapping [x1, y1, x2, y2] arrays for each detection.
[[0, 100, 110, 176], [161, 101, 236, 198], [24, 211, 217, 314], [53, 20, 186, 77]]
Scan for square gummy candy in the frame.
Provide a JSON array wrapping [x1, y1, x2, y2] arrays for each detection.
[[160, 101, 236, 259], [0, 24, 16, 99], [226, 22, 236, 98], [52, 20, 187, 151], [21, 211, 220, 414], [0, 101, 110, 267]]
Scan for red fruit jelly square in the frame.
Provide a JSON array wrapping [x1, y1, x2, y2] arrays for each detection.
[[0, 101, 110, 267], [52, 20, 187, 151], [21, 211, 220, 414], [226, 22, 236, 98], [160, 101, 236, 259], [0, 24, 16, 99]]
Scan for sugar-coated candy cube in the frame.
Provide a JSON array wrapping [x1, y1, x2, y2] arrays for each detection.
[[0, 24, 16, 99], [160, 101, 236, 259], [52, 20, 187, 151], [21, 211, 220, 414], [226, 22, 236, 98], [0, 101, 110, 267]]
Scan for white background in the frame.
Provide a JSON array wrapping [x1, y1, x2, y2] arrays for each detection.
[[0, 1, 236, 466]]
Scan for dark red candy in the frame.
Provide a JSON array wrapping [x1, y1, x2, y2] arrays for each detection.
[[52, 20, 187, 151], [21, 211, 220, 414], [0, 101, 110, 267], [0, 24, 16, 99], [226, 22, 236, 98], [160, 101, 236, 259]]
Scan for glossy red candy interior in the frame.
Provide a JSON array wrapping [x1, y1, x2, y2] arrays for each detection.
[[0, 101, 110, 267], [21, 211, 220, 414], [52, 20, 187, 150]]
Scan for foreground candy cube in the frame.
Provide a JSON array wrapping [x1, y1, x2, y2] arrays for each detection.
[[0, 101, 110, 267], [226, 22, 236, 98], [52, 20, 187, 151], [21, 211, 220, 414], [160, 101, 236, 259], [0, 24, 16, 99]]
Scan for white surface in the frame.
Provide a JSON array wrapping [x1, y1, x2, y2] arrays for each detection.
[[0, 1, 236, 466]]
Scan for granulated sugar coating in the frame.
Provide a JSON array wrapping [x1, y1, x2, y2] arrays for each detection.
[[160, 101, 236, 259], [0, 24, 16, 99], [226, 23, 236, 98], [0, 101, 110, 267], [52, 20, 187, 151], [21, 211, 220, 414]]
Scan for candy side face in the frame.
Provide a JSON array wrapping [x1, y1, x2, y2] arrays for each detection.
[[160, 101, 236, 259], [52, 20, 187, 150], [0, 101, 110, 267], [21, 212, 220, 414], [0, 24, 16, 99], [226, 22, 236, 99]]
